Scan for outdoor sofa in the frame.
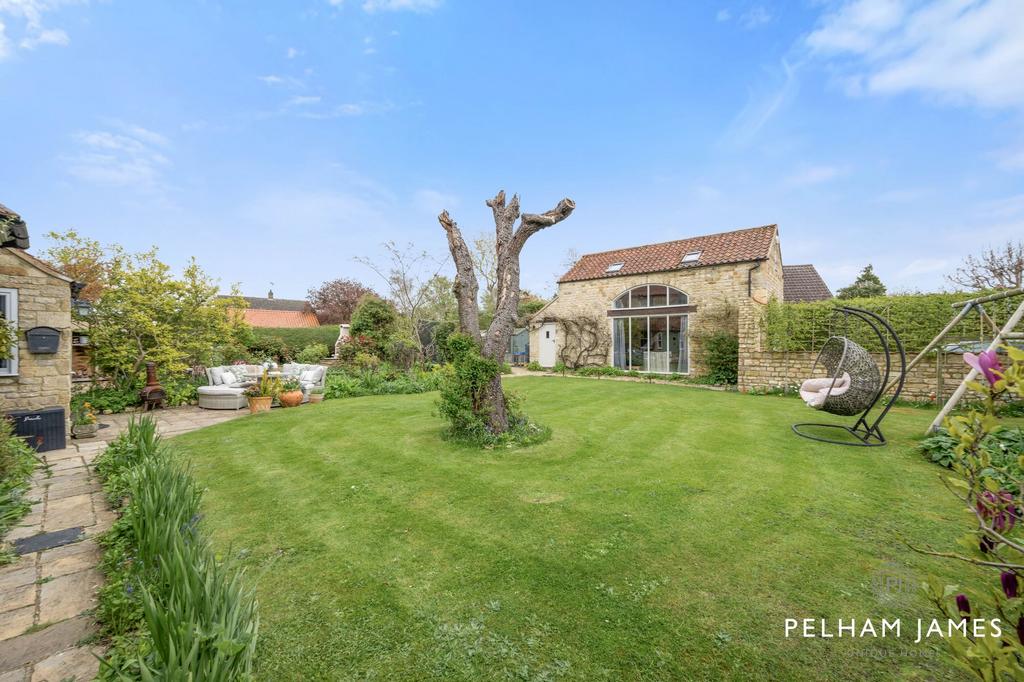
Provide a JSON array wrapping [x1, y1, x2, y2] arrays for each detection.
[[197, 363, 328, 410]]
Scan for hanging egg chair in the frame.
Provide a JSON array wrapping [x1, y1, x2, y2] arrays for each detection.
[[799, 336, 880, 416], [792, 306, 906, 447]]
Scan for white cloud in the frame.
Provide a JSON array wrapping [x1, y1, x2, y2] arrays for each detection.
[[362, 0, 440, 13], [0, 0, 78, 59], [716, 8, 731, 22], [413, 189, 457, 215], [286, 46, 301, 59], [64, 123, 171, 189], [994, 142, 1024, 171], [740, 6, 772, 29], [285, 95, 321, 107], [723, 59, 798, 146], [784, 164, 846, 187], [806, 0, 1024, 109]]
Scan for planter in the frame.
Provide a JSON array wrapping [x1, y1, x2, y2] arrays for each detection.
[[278, 390, 304, 408], [247, 396, 273, 414], [71, 423, 98, 439], [308, 393, 324, 404]]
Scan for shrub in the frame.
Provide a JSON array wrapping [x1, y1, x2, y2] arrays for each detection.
[[0, 415, 37, 563], [350, 295, 398, 358], [323, 365, 441, 400], [249, 326, 338, 354], [73, 384, 140, 414], [295, 343, 330, 364], [436, 334, 549, 447], [701, 331, 739, 385], [761, 291, 1021, 353], [246, 335, 292, 364], [94, 417, 259, 680], [526, 361, 543, 372], [921, 426, 1024, 487]]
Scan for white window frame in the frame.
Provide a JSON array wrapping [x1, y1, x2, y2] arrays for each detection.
[[0, 288, 18, 376], [681, 250, 702, 264]]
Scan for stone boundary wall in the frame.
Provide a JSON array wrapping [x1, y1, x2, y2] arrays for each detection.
[[738, 350, 972, 402]]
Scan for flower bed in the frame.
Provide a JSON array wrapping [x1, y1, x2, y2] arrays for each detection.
[[93, 417, 259, 679]]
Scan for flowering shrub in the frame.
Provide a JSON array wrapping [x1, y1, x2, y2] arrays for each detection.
[[918, 348, 1024, 679]]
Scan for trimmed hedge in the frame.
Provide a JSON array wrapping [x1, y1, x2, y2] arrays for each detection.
[[761, 291, 1020, 353], [250, 325, 339, 354]]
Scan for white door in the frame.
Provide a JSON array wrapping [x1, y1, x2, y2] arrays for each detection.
[[538, 322, 557, 367]]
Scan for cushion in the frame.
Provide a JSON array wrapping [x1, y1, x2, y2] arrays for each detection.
[[210, 367, 225, 385], [198, 385, 244, 396], [800, 372, 852, 409], [221, 370, 238, 385], [300, 368, 318, 383]]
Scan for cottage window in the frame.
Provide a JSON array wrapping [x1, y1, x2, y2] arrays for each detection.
[[0, 288, 18, 376], [609, 285, 689, 374]]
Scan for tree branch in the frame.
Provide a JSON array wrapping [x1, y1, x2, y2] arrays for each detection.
[[438, 210, 480, 338]]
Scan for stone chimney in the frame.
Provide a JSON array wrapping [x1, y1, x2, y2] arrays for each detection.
[[267, 289, 274, 300]]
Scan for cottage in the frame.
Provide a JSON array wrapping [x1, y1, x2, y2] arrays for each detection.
[[529, 224, 830, 373], [1, 204, 74, 449], [223, 290, 320, 328]]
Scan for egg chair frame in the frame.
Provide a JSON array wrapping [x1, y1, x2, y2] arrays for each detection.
[[792, 306, 906, 447]]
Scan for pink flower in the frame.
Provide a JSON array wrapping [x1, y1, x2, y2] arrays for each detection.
[[964, 350, 1003, 386]]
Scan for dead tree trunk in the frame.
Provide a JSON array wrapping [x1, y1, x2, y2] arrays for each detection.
[[438, 190, 575, 432]]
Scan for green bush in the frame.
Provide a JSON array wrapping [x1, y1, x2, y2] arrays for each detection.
[[920, 426, 1024, 487], [73, 384, 140, 414], [94, 418, 259, 680], [295, 343, 330, 364], [437, 334, 549, 447], [761, 291, 1021, 353], [1, 415, 37, 563], [249, 326, 338, 354], [246, 335, 293, 363], [323, 365, 443, 400], [525, 361, 543, 372], [700, 331, 739, 385], [350, 295, 398, 358]]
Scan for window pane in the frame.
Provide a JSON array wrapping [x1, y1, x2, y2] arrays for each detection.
[[670, 315, 689, 373], [648, 285, 667, 307], [630, 286, 649, 309], [648, 316, 669, 373], [668, 288, 687, 305], [613, 292, 630, 309], [629, 317, 647, 370], [613, 318, 628, 368]]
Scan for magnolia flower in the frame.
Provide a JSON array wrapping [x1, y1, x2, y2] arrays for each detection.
[[1002, 572, 1019, 599], [1018, 616, 1024, 646], [956, 594, 971, 615], [977, 490, 1019, 532], [964, 350, 1003, 386]]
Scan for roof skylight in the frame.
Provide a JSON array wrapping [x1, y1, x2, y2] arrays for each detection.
[[681, 251, 702, 264], [605, 261, 625, 272]]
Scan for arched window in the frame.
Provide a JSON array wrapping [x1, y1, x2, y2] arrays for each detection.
[[609, 285, 690, 374], [612, 285, 687, 309]]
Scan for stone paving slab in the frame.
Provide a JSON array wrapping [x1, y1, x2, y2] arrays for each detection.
[[0, 405, 246, 679]]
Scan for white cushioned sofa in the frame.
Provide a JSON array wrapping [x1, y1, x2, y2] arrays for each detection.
[[197, 363, 328, 410]]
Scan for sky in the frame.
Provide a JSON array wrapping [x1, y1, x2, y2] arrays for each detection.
[[1, 0, 1022, 300]]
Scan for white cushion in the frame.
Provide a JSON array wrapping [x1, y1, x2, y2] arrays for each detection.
[[221, 370, 237, 385], [300, 369, 317, 383], [210, 367, 225, 385], [800, 372, 852, 409], [198, 385, 244, 396]]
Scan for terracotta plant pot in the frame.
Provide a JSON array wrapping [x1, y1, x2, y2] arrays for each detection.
[[278, 390, 304, 408], [72, 423, 98, 439], [248, 396, 273, 414], [308, 393, 324, 404]]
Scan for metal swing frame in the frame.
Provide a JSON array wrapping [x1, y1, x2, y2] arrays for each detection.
[[792, 306, 907, 447]]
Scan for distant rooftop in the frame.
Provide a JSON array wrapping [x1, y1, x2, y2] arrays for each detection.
[[783, 264, 833, 302]]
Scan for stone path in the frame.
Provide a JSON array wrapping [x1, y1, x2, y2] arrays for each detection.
[[0, 406, 246, 681]]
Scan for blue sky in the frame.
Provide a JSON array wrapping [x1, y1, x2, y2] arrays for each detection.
[[1, 0, 1022, 299]]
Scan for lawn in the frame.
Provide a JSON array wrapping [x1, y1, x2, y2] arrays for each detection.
[[172, 377, 987, 681]]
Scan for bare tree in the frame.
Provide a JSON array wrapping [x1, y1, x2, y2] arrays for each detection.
[[947, 241, 1024, 291], [439, 190, 575, 432], [355, 241, 449, 348], [557, 315, 610, 369]]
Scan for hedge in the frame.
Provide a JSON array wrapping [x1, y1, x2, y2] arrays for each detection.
[[761, 291, 1020, 353], [250, 325, 340, 353]]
